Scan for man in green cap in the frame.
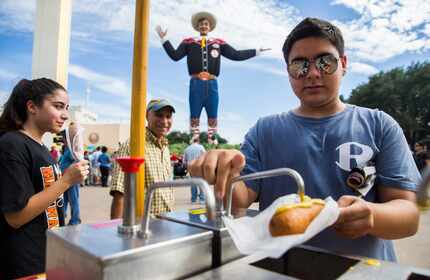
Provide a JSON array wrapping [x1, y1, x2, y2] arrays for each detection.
[[110, 99, 176, 218]]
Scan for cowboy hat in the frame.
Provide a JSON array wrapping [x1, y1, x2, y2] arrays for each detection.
[[191, 11, 217, 32]]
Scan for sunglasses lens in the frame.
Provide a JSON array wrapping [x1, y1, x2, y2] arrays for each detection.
[[316, 54, 338, 74], [288, 60, 309, 79]]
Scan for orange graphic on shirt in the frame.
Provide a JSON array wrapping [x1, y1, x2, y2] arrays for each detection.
[[40, 166, 60, 229]]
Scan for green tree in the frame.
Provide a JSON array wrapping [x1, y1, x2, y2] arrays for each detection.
[[167, 130, 228, 145], [347, 62, 430, 144], [167, 130, 235, 155]]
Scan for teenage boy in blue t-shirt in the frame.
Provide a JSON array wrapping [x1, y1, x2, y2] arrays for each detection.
[[188, 17, 421, 261]]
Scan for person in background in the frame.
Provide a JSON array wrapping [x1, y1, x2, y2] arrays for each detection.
[[110, 99, 176, 219], [91, 146, 102, 185], [189, 18, 420, 262], [414, 141, 430, 173], [98, 146, 112, 187], [50, 145, 59, 162], [59, 122, 82, 225], [84, 150, 91, 185], [0, 78, 88, 278], [183, 138, 206, 203]]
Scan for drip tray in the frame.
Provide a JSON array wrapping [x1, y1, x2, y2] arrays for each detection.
[[408, 273, 430, 280], [250, 246, 359, 280]]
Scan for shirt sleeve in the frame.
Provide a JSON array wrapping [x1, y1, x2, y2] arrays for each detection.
[[0, 152, 34, 213], [162, 40, 187, 61], [110, 142, 129, 196], [240, 120, 263, 195], [220, 43, 257, 61], [375, 112, 421, 191]]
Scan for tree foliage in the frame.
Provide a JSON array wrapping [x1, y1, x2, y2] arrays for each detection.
[[167, 130, 233, 156], [167, 130, 228, 145], [347, 62, 430, 144]]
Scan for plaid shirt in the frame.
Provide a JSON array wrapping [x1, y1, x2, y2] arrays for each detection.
[[110, 129, 174, 215]]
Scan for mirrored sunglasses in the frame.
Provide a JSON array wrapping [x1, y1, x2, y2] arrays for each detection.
[[288, 54, 339, 79]]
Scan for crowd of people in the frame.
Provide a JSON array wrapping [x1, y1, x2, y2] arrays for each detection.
[[0, 15, 427, 279]]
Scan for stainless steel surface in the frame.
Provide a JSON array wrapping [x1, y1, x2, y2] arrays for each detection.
[[227, 168, 305, 217], [216, 196, 226, 217], [46, 218, 214, 280], [159, 208, 259, 268], [189, 245, 430, 280], [159, 208, 258, 232], [140, 178, 216, 238], [417, 167, 430, 207], [118, 173, 140, 235]]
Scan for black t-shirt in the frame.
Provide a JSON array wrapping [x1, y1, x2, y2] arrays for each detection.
[[0, 131, 64, 279]]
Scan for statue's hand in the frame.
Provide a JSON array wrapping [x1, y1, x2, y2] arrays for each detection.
[[156, 25, 168, 39], [259, 47, 271, 52]]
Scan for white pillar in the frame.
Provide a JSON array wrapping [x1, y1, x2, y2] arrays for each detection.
[[32, 0, 72, 147], [32, 0, 72, 88]]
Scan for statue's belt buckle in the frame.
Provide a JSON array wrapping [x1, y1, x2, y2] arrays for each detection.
[[197, 72, 213, 80]]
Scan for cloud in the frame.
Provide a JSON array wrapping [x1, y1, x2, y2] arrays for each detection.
[[68, 64, 130, 97], [0, 68, 18, 80], [3, 0, 429, 65], [0, 0, 35, 32], [332, 0, 430, 62], [0, 89, 9, 104], [76, 98, 131, 123], [223, 59, 286, 77], [349, 62, 379, 75]]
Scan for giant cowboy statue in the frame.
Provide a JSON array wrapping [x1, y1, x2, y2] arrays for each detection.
[[156, 11, 269, 144]]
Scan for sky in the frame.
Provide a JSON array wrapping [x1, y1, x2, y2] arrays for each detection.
[[0, 0, 429, 144]]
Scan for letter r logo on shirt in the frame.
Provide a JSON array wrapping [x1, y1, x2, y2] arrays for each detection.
[[336, 142, 374, 171]]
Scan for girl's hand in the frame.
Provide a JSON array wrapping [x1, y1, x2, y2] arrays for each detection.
[[63, 160, 89, 186]]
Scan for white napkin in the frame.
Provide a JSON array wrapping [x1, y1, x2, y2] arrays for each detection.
[[65, 124, 85, 161], [222, 194, 340, 258]]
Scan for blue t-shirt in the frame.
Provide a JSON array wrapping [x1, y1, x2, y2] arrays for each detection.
[[183, 143, 206, 166], [241, 104, 421, 261], [59, 147, 74, 172], [98, 153, 111, 169]]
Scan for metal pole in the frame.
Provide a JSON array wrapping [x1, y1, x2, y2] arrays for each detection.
[[116, 157, 145, 235], [130, 0, 150, 218], [226, 168, 305, 217], [140, 178, 216, 238]]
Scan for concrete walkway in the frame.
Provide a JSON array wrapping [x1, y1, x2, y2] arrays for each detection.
[[76, 185, 430, 269]]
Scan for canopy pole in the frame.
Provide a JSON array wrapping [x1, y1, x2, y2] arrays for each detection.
[[130, 0, 150, 217]]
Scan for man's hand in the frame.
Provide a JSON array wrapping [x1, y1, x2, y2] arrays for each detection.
[[259, 47, 271, 52], [333, 195, 374, 239], [156, 25, 167, 39], [188, 149, 245, 199]]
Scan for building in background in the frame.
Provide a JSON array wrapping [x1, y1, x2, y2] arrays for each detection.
[[82, 122, 130, 152]]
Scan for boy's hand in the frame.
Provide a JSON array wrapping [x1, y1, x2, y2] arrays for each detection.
[[333, 195, 374, 239], [188, 149, 245, 199]]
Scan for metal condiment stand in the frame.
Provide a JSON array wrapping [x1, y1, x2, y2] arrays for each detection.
[[46, 157, 217, 280]]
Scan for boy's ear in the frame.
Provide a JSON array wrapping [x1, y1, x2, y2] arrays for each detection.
[[340, 55, 348, 76]]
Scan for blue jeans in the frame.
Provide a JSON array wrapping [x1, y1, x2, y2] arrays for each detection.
[[64, 184, 81, 225], [191, 185, 205, 202], [189, 78, 219, 119]]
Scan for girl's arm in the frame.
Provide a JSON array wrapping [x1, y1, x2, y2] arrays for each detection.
[[5, 160, 89, 229]]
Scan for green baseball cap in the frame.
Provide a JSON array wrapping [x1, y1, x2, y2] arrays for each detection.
[[147, 99, 175, 113]]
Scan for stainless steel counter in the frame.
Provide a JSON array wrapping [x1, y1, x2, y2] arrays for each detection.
[[188, 245, 430, 280], [46, 218, 213, 280]]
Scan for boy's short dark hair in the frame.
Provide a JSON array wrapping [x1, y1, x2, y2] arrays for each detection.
[[282, 17, 344, 63]]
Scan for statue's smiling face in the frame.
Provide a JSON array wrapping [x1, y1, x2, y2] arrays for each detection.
[[198, 19, 211, 36]]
